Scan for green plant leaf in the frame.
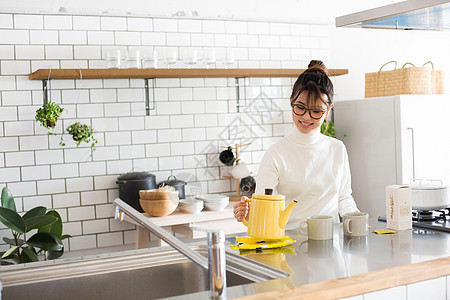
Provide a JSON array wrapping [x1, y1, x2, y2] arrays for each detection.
[[1, 187, 16, 212], [38, 210, 63, 239], [25, 215, 58, 233], [1, 245, 19, 259], [61, 234, 72, 240], [321, 120, 336, 138], [0, 207, 26, 234], [47, 247, 64, 260], [23, 206, 46, 220], [3, 237, 25, 247], [21, 246, 39, 263], [27, 232, 63, 251]]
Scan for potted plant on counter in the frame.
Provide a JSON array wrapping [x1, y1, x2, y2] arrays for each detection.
[[0, 187, 71, 264], [35, 101, 64, 134], [60, 122, 98, 153]]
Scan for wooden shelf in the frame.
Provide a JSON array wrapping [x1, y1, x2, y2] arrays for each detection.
[[29, 68, 348, 80]]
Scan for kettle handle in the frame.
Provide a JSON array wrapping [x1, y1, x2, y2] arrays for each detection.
[[239, 198, 251, 227]]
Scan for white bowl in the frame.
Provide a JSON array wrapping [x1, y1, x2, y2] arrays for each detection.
[[195, 194, 229, 203], [204, 201, 228, 211], [179, 205, 204, 214], [179, 199, 204, 214]]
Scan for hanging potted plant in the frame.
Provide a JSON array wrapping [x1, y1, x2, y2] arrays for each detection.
[[35, 101, 64, 133], [62, 122, 98, 152]]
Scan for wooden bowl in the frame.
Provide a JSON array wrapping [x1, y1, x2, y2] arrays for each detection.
[[139, 189, 179, 200], [139, 198, 179, 217]]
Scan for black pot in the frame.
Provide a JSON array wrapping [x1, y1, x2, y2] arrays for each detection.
[[117, 171, 156, 212], [219, 147, 235, 166], [158, 175, 186, 199]]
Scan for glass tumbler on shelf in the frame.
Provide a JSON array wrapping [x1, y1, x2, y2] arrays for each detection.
[[164, 49, 178, 69], [142, 50, 158, 69], [203, 48, 217, 69], [223, 50, 235, 69], [106, 49, 121, 69], [183, 49, 198, 69], [127, 50, 142, 69], [120, 50, 128, 69]]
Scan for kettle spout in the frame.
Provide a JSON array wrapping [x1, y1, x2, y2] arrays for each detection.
[[278, 200, 298, 229]]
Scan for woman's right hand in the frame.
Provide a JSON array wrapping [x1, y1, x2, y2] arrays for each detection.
[[233, 196, 250, 222]]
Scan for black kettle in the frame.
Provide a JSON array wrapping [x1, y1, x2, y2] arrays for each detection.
[[157, 175, 186, 199]]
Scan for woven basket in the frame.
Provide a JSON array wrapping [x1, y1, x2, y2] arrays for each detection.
[[365, 61, 445, 97], [365, 61, 398, 97], [396, 62, 432, 95], [423, 61, 445, 94]]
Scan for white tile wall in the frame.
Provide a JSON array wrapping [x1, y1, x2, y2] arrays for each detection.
[[0, 12, 325, 252]]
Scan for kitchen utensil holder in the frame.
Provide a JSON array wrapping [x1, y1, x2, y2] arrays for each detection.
[[221, 142, 251, 201]]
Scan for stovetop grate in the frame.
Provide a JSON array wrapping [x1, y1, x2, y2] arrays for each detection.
[[378, 208, 450, 233]]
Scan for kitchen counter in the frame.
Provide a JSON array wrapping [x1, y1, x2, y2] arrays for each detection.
[[165, 218, 450, 299], [1, 219, 449, 299]]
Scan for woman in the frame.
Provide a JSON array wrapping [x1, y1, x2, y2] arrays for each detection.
[[233, 60, 359, 230]]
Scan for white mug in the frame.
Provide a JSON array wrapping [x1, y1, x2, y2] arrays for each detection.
[[343, 212, 369, 236], [229, 159, 250, 179], [300, 215, 334, 240]]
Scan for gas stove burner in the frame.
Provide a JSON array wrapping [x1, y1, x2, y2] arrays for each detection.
[[380, 207, 450, 233], [412, 210, 438, 221], [436, 208, 450, 221]]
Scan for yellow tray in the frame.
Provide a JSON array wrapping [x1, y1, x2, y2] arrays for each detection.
[[230, 236, 296, 250]]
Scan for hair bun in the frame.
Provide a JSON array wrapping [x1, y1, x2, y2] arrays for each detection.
[[307, 60, 327, 73]]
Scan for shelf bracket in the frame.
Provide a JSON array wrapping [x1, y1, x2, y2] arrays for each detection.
[[144, 78, 156, 116], [42, 79, 50, 105], [235, 77, 247, 113]]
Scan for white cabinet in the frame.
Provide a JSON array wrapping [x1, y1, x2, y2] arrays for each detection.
[[334, 95, 450, 217]]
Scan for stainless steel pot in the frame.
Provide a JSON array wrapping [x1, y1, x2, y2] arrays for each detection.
[[410, 180, 449, 211], [117, 171, 157, 212], [158, 175, 186, 199]]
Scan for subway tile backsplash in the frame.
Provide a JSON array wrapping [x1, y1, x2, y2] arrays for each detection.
[[0, 11, 330, 252]]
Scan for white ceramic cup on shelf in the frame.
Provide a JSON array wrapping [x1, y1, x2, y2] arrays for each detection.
[[229, 159, 250, 179]]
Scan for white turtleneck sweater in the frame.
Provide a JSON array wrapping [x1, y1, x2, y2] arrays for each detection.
[[255, 126, 359, 229]]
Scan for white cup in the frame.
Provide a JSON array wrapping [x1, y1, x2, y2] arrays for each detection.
[[300, 215, 334, 240], [229, 159, 250, 179], [343, 212, 369, 237]]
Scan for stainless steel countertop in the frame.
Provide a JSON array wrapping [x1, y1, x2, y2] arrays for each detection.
[[2, 219, 449, 299], [165, 218, 450, 299]]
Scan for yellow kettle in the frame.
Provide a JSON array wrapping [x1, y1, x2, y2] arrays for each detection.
[[241, 189, 297, 240]]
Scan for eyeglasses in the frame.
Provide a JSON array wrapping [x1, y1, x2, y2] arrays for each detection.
[[292, 104, 327, 120]]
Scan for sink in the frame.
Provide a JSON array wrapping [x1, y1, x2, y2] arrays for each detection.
[[1, 245, 288, 299]]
